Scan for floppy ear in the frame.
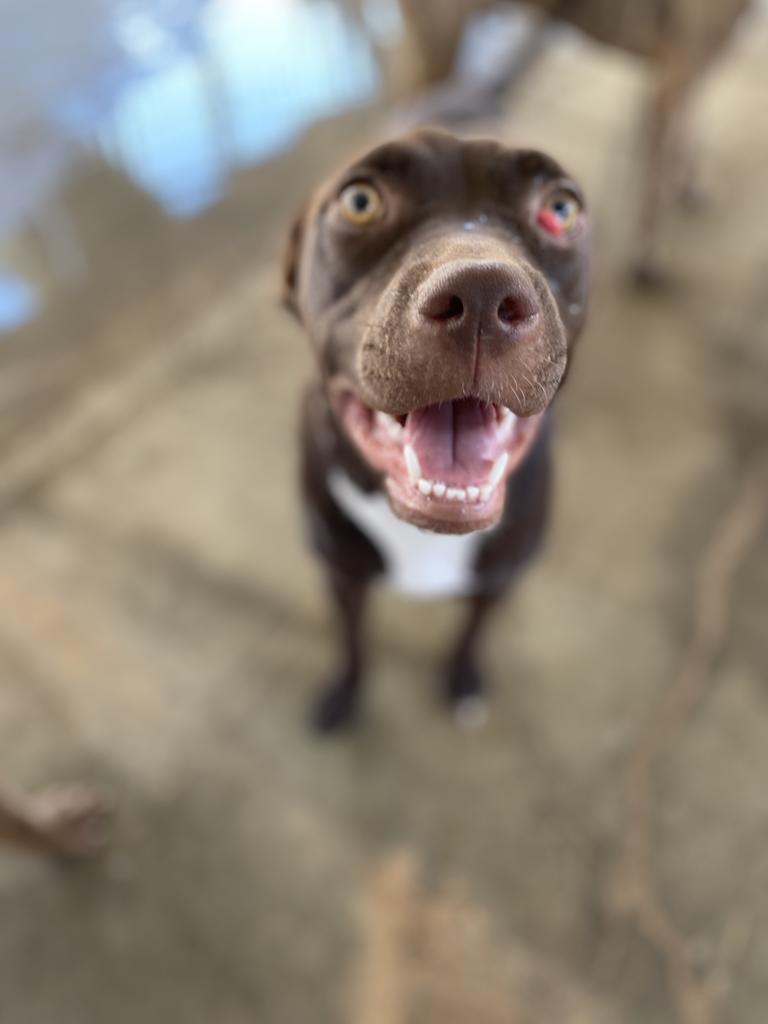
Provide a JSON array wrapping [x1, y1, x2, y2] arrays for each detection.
[[281, 205, 307, 319]]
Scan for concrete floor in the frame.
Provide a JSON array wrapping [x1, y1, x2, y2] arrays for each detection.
[[1, 11, 767, 1024]]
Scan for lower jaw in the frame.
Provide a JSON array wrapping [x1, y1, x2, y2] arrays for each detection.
[[386, 477, 507, 534]]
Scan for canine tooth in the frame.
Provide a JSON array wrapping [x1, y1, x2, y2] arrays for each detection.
[[466, 486, 480, 502], [417, 478, 433, 496], [498, 408, 517, 439], [404, 444, 421, 482], [433, 482, 446, 498], [376, 412, 402, 439], [488, 452, 508, 487], [480, 484, 493, 501]]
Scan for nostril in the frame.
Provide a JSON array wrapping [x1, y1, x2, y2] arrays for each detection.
[[440, 295, 464, 321], [497, 295, 535, 326], [422, 292, 465, 322]]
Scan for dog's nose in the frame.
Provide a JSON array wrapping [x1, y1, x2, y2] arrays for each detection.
[[416, 261, 540, 343]]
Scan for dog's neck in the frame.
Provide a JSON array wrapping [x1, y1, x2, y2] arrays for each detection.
[[327, 468, 491, 599]]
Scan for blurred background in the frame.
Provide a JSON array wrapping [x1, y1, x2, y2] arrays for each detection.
[[0, 1, 766, 1021]]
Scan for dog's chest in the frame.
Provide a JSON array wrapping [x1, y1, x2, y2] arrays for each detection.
[[328, 470, 486, 598]]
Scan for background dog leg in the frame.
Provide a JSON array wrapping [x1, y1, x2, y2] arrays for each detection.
[[672, 113, 708, 211], [394, 0, 477, 95], [671, 52, 723, 212], [312, 570, 370, 734], [442, 591, 501, 729], [633, 53, 697, 287], [0, 786, 109, 858]]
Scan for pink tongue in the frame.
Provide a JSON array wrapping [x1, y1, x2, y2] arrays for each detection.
[[404, 399, 498, 482]]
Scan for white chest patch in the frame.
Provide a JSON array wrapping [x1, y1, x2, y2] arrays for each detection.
[[328, 470, 486, 599]]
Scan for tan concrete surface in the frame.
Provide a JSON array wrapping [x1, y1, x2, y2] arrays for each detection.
[[0, 11, 767, 1024]]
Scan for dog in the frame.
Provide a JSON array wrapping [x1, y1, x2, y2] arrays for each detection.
[[0, 786, 107, 858], [283, 128, 590, 732], [389, 0, 751, 283]]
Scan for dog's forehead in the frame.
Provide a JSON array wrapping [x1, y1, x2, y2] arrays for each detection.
[[322, 131, 569, 202]]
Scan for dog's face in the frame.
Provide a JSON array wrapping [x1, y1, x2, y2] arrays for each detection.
[[285, 129, 590, 534]]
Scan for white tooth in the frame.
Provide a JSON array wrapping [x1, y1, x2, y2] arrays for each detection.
[[499, 407, 512, 422], [417, 478, 433, 495], [480, 484, 493, 501], [488, 452, 508, 487], [466, 486, 480, 502], [446, 487, 465, 502], [433, 482, 446, 498], [404, 444, 421, 482], [376, 412, 403, 439], [498, 409, 517, 439]]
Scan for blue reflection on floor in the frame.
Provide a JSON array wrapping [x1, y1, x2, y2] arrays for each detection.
[[87, 0, 378, 216], [1, 0, 380, 332], [7, 0, 377, 222], [0, 273, 41, 333]]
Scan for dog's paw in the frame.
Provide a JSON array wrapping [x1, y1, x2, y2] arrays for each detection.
[[453, 694, 489, 731], [29, 785, 111, 859], [443, 661, 489, 729], [310, 682, 359, 735]]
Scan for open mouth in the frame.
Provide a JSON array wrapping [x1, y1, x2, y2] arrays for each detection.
[[335, 391, 545, 533]]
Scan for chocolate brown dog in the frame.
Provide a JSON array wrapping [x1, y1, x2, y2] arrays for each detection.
[[285, 129, 589, 732]]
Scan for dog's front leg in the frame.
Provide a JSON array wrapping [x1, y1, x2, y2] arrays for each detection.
[[311, 569, 370, 734], [442, 591, 502, 728]]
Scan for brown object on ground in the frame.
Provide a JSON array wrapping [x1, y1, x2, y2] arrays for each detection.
[[0, 785, 109, 857]]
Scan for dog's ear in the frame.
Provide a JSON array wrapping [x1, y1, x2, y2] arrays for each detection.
[[281, 205, 307, 319]]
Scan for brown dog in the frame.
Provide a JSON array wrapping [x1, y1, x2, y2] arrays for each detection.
[[390, 0, 751, 282], [284, 129, 590, 731]]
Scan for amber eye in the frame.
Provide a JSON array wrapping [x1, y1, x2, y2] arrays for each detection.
[[536, 189, 583, 237], [338, 182, 383, 225]]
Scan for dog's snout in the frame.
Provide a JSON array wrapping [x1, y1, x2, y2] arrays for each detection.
[[416, 261, 540, 342]]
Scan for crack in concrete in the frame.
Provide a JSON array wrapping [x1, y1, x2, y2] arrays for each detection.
[[353, 851, 616, 1023], [607, 449, 768, 1024]]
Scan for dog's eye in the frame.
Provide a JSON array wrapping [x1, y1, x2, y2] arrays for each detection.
[[536, 189, 582, 237], [338, 182, 383, 226]]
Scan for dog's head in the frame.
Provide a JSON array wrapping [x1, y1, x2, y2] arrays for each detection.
[[284, 129, 590, 534]]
